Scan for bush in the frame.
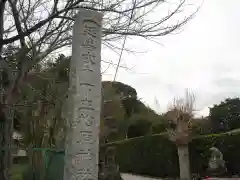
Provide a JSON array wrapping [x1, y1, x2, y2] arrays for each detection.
[[150, 123, 166, 134], [127, 119, 152, 138], [111, 131, 240, 178]]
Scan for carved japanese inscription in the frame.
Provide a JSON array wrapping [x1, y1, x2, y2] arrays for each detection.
[[63, 9, 103, 180]]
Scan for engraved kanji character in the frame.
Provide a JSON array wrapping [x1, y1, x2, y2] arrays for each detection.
[[80, 96, 93, 109], [83, 22, 98, 37], [82, 37, 96, 49], [81, 60, 93, 72], [74, 131, 93, 144], [82, 51, 96, 64], [77, 113, 95, 126], [80, 131, 93, 143], [78, 168, 93, 175]]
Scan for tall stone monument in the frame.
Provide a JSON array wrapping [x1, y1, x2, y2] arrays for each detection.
[[63, 9, 103, 180]]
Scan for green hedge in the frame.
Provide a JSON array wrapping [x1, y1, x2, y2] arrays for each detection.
[[111, 131, 240, 178]]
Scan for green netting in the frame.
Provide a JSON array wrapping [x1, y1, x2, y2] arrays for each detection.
[[17, 149, 65, 180], [44, 150, 65, 180]]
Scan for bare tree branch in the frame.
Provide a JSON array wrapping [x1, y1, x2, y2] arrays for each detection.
[[1, 0, 199, 48], [0, 0, 7, 55], [8, 0, 25, 47], [0, 0, 200, 113], [1, 0, 84, 46]]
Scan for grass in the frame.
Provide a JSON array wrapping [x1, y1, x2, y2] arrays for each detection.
[[10, 164, 27, 180]]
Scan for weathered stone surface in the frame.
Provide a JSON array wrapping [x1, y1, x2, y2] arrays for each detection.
[[208, 147, 227, 177], [63, 9, 103, 180]]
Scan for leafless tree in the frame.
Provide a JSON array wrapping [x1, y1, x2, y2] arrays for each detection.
[[166, 90, 195, 180], [0, 0, 198, 179]]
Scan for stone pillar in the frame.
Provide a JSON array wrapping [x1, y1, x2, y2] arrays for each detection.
[[63, 9, 103, 180], [99, 100, 122, 180]]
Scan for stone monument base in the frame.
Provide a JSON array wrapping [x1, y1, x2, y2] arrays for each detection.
[[207, 165, 228, 177]]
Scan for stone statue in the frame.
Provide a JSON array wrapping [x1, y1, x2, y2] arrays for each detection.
[[207, 147, 227, 176]]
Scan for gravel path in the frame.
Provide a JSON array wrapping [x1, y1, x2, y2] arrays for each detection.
[[121, 174, 240, 180], [121, 173, 161, 180]]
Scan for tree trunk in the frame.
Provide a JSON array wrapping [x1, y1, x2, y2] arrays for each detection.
[[0, 0, 7, 54], [177, 145, 191, 180], [3, 105, 14, 180], [0, 0, 7, 177], [101, 100, 123, 180], [0, 103, 13, 180], [0, 107, 5, 180]]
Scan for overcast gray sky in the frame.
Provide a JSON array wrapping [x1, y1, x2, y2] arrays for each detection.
[[101, 0, 240, 117]]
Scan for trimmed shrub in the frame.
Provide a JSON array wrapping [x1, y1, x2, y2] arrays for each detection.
[[127, 120, 152, 138], [112, 131, 240, 178], [150, 123, 166, 134]]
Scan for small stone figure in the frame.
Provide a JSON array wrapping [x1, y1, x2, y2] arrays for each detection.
[[207, 147, 227, 176]]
